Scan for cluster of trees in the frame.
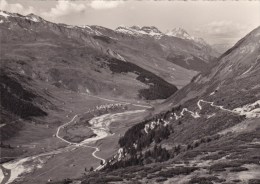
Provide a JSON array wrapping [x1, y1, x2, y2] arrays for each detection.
[[119, 120, 173, 155], [105, 131, 221, 171], [104, 115, 177, 171], [106, 133, 221, 171], [144, 145, 170, 163], [109, 112, 178, 170], [105, 145, 171, 170], [118, 120, 148, 148], [105, 99, 224, 171]]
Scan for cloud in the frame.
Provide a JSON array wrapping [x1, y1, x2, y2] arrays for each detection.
[[0, 0, 35, 15], [195, 20, 252, 39], [90, 0, 124, 10], [42, 1, 86, 19]]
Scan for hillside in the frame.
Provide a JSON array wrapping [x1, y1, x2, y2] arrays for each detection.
[[0, 10, 219, 142], [0, 11, 179, 102], [76, 27, 260, 184], [0, 10, 179, 142], [0, 10, 234, 184]]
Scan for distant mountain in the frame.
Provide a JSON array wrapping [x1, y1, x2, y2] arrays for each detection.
[[0, 10, 218, 95], [115, 25, 163, 38], [116, 26, 216, 53], [114, 25, 219, 74], [166, 27, 203, 43], [160, 25, 260, 113], [114, 26, 219, 73], [116, 26, 209, 47]]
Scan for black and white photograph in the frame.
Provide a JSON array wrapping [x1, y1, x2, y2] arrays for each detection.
[[0, 0, 260, 183]]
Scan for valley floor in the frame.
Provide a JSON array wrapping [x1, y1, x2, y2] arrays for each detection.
[[0, 92, 151, 184]]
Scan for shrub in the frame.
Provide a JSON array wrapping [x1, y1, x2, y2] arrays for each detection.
[[188, 176, 225, 184], [156, 167, 198, 178], [230, 166, 248, 172], [209, 161, 243, 172], [156, 177, 168, 182]]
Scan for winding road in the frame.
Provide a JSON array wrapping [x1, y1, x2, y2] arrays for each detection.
[[81, 145, 106, 171], [54, 114, 109, 170], [1, 96, 259, 184], [0, 101, 147, 184], [55, 115, 78, 145], [174, 99, 230, 119], [174, 99, 259, 121], [0, 114, 108, 184], [197, 100, 233, 112]]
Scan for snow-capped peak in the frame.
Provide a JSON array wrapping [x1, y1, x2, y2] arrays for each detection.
[[0, 11, 44, 23], [193, 37, 208, 46], [0, 11, 11, 18], [129, 25, 142, 30], [166, 27, 208, 46], [116, 26, 205, 42], [79, 25, 92, 29], [26, 13, 43, 22], [116, 26, 147, 36], [115, 25, 163, 38], [141, 26, 162, 35], [166, 27, 192, 40]]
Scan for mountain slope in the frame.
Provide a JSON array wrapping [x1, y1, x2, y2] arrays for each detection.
[[0, 10, 221, 183], [0, 10, 219, 105], [0, 10, 178, 102], [112, 25, 219, 74], [161, 25, 260, 109], [81, 27, 260, 184], [0, 11, 180, 166], [0, 68, 48, 140]]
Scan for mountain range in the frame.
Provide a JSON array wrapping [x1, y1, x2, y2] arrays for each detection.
[[0, 10, 259, 184], [0, 10, 219, 136]]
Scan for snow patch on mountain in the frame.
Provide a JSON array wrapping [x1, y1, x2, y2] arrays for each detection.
[[166, 27, 208, 46], [25, 14, 42, 22], [0, 11, 10, 18], [26, 16, 39, 22], [65, 25, 76, 29], [65, 25, 103, 35], [166, 27, 191, 39], [79, 25, 92, 29], [106, 49, 126, 61], [116, 26, 209, 45], [115, 26, 163, 39]]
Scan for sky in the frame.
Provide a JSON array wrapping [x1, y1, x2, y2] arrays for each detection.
[[1, 0, 259, 45]]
